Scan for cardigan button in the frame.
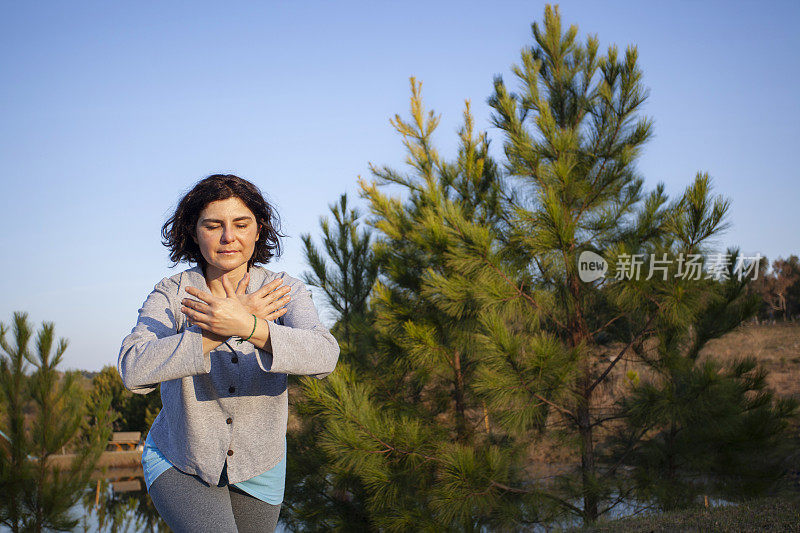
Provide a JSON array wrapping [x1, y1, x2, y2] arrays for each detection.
[[229, 386, 236, 394], [231, 356, 238, 363], [226, 418, 232, 424], [227, 449, 234, 456]]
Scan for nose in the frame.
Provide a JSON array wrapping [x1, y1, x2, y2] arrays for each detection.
[[221, 224, 236, 243]]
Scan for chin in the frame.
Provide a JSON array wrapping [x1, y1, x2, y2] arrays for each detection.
[[207, 258, 244, 271]]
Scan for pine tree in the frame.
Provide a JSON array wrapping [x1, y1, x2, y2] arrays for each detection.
[[282, 194, 379, 531], [82, 365, 161, 438], [480, 5, 795, 522], [295, 4, 797, 529], [0, 311, 113, 532], [300, 192, 379, 370], [300, 79, 536, 531], [611, 248, 798, 511]]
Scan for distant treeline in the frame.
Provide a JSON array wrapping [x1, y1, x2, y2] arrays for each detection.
[[751, 255, 800, 322]]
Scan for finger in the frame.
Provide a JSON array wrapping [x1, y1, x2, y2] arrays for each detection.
[[264, 303, 290, 322], [235, 272, 250, 296], [182, 298, 211, 315], [221, 273, 236, 298], [185, 286, 215, 304], [181, 306, 211, 326], [253, 279, 286, 298], [269, 293, 292, 308], [264, 286, 292, 303], [189, 319, 212, 332], [265, 307, 289, 321]]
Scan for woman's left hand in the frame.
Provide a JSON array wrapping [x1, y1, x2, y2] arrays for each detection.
[[181, 274, 255, 339], [231, 272, 292, 323]]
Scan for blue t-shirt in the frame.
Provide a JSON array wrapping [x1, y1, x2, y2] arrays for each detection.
[[141, 430, 286, 505]]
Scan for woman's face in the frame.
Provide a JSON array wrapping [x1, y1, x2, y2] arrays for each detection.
[[192, 196, 260, 274]]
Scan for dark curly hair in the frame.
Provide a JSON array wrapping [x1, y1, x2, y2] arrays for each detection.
[[161, 174, 285, 271]]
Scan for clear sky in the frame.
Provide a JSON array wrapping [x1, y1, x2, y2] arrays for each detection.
[[1, 1, 798, 372]]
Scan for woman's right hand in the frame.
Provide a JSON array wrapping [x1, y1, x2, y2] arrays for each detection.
[[234, 272, 292, 323]]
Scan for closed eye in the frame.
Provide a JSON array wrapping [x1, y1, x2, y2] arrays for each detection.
[[205, 224, 249, 229]]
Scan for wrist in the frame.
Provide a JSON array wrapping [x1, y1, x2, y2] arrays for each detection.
[[203, 329, 229, 342], [236, 313, 257, 344], [245, 316, 272, 352]]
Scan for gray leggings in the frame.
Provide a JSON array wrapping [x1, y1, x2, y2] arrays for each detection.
[[148, 465, 281, 533]]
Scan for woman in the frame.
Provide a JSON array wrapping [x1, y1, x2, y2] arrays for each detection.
[[118, 174, 340, 533]]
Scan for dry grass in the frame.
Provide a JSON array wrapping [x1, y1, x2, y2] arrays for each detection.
[[699, 322, 800, 400], [523, 322, 800, 469]]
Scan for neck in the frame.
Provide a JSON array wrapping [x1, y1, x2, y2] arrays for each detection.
[[203, 262, 249, 296]]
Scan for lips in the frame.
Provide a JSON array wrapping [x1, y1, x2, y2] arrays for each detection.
[[219, 250, 239, 254]]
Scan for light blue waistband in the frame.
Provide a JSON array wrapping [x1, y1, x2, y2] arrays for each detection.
[[141, 430, 286, 505]]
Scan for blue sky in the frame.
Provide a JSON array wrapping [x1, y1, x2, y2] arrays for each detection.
[[1, 1, 798, 371]]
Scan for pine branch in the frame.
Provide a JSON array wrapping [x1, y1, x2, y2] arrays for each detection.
[[588, 310, 658, 393], [489, 481, 583, 515]]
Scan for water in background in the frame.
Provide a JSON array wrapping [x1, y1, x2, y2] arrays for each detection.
[[0, 477, 288, 533]]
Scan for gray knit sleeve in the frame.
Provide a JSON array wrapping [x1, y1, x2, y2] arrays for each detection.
[[118, 277, 211, 394], [254, 274, 340, 379]]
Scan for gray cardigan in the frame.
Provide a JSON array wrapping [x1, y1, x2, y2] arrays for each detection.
[[118, 264, 339, 485]]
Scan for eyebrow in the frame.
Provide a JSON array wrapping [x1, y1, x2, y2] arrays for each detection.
[[200, 216, 254, 224]]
